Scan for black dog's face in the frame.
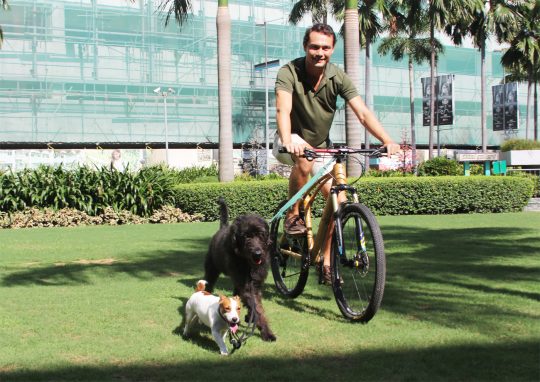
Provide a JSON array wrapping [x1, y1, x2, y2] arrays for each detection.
[[231, 215, 270, 266]]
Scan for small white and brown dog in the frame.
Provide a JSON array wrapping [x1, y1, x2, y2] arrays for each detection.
[[183, 280, 242, 355]]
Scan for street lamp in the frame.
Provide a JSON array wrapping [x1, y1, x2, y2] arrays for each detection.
[[255, 18, 282, 175], [154, 86, 175, 166]]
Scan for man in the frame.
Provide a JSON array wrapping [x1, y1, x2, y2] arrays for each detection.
[[273, 23, 400, 284]]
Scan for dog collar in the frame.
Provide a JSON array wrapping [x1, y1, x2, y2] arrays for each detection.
[[218, 307, 229, 324]]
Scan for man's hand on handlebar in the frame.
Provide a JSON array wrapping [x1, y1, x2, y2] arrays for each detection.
[[281, 142, 311, 157], [382, 142, 401, 156]]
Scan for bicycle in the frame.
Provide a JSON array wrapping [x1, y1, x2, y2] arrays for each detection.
[[269, 146, 386, 322]]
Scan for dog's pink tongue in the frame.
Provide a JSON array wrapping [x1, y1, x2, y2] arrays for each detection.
[[230, 324, 239, 334]]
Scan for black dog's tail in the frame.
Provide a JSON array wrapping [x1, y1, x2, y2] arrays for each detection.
[[217, 197, 229, 228]]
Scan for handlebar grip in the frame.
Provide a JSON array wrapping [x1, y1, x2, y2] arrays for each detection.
[[277, 146, 315, 161]]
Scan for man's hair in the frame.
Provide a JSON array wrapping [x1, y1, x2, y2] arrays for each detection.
[[303, 23, 336, 47]]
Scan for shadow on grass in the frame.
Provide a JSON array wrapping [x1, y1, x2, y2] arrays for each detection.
[[1, 236, 210, 287], [2, 340, 538, 382], [4, 224, 537, 291], [3, 224, 539, 331], [379, 225, 540, 334]]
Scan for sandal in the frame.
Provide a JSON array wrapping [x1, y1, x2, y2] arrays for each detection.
[[284, 215, 307, 235], [318, 264, 332, 285]]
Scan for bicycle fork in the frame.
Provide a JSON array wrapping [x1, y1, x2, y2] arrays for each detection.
[[332, 186, 368, 270]]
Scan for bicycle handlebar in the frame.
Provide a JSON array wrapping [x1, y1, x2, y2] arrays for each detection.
[[277, 146, 388, 160]]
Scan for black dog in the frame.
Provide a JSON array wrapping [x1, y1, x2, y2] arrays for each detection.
[[203, 197, 276, 342]]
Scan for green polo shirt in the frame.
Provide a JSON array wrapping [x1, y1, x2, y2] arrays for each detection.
[[275, 57, 359, 147]]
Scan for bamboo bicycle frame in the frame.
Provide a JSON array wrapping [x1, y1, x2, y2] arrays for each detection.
[[282, 157, 360, 265]]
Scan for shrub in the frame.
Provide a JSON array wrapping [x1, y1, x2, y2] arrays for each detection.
[[500, 139, 540, 152], [357, 176, 533, 215], [174, 180, 293, 221], [0, 205, 202, 229], [507, 171, 540, 197], [235, 172, 287, 182], [366, 169, 415, 177], [0, 165, 176, 217], [167, 164, 219, 183], [173, 176, 534, 220], [417, 157, 462, 176]]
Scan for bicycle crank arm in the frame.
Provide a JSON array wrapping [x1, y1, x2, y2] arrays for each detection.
[[279, 248, 303, 260]]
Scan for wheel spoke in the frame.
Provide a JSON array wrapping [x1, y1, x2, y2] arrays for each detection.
[[270, 200, 310, 298], [332, 203, 385, 322]]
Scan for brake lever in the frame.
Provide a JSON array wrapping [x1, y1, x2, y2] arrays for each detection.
[[370, 146, 388, 157], [303, 148, 316, 161]]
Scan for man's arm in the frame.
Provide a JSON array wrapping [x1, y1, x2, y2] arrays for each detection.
[[276, 89, 307, 157], [348, 96, 400, 155]]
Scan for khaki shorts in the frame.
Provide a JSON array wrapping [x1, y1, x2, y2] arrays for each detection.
[[272, 134, 332, 176]]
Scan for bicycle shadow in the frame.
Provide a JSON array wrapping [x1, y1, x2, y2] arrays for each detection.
[[263, 281, 343, 321]]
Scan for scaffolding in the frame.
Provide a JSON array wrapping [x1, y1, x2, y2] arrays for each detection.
[[0, 0, 530, 149]]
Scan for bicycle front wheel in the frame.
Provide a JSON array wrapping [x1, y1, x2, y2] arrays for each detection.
[[331, 203, 386, 322], [270, 200, 310, 298]]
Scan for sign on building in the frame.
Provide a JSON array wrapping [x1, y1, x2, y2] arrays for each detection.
[[492, 82, 519, 131], [422, 74, 455, 126]]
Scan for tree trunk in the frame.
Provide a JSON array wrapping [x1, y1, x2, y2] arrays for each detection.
[[535, 80, 538, 141], [364, 39, 371, 171], [429, 18, 436, 159], [408, 58, 417, 171], [216, 2, 234, 182], [481, 39, 487, 152], [526, 68, 532, 140], [344, 1, 362, 177]]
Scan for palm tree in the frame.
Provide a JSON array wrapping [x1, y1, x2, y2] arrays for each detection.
[[160, 0, 192, 25], [289, 0, 330, 24], [344, 0, 363, 176], [501, 1, 540, 141], [449, 0, 517, 152], [215, 0, 234, 181], [356, 0, 389, 170], [425, 0, 482, 158], [161, 0, 234, 181], [378, 1, 443, 169], [1, 0, 9, 49], [503, 63, 540, 141]]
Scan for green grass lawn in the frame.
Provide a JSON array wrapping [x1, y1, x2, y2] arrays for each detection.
[[1, 213, 539, 382]]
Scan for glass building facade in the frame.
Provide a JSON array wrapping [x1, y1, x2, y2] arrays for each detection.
[[0, 0, 529, 151]]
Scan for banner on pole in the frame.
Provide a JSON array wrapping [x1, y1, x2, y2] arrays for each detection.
[[492, 82, 519, 131], [422, 74, 455, 126]]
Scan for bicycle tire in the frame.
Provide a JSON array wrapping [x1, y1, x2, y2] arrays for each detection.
[[270, 200, 310, 298], [331, 203, 386, 322]]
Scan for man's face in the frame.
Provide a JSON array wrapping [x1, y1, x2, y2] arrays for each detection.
[[304, 31, 334, 69]]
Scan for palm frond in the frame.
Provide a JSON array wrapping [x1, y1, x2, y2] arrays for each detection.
[[0, 0, 8, 49], [159, 0, 193, 26]]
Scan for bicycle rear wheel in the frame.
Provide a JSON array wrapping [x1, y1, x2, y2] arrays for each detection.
[[270, 200, 310, 298], [331, 203, 386, 322]]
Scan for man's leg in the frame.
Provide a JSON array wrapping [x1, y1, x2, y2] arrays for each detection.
[[285, 156, 313, 234]]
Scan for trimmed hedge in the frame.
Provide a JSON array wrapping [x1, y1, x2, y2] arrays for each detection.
[[173, 176, 535, 221]]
